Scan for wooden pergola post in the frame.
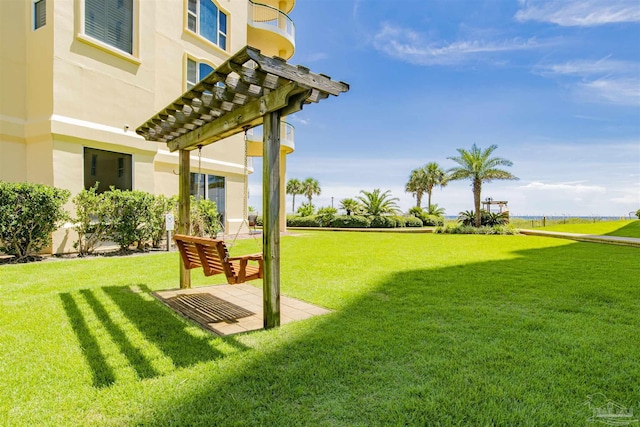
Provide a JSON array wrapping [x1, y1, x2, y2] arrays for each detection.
[[262, 110, 281, 328], [178, 149, 191, 289]]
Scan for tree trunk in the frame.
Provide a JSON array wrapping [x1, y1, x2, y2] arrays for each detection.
[[416, 192, 422, 209], [473, 179, 482, 227], [427, 191, 432, 212], [292, 195, 296, 213]]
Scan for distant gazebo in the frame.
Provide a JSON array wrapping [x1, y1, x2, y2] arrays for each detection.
[[482, 198, 509, 213]]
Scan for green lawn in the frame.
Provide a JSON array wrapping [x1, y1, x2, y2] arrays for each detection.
[[1, 232, 638, 425], [536, 219, 640, 238]]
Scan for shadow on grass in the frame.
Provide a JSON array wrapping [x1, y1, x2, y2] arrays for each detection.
[[132, 241, 640, 425], [605, 220, 640, 238], [60, 284, 248, 388]]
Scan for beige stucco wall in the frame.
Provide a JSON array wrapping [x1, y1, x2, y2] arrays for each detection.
[[1, 0, 294, 254]]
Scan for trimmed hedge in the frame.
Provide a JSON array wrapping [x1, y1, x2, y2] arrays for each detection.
[[405, 216, 423, 227], [370, 216, 397, 228], [287, 215, 320, 227], [331, 215, 371, 228]]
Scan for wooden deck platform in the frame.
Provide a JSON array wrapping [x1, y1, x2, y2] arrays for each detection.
[[154, 284, 330, 336]]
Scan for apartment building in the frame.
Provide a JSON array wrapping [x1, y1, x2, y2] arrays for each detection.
[[0, 0, 296, 253]]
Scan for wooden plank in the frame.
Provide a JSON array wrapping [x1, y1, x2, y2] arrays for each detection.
[[178, 150, 191, 289], [262, 110, 281, 329], [168, 82, 307, 152]]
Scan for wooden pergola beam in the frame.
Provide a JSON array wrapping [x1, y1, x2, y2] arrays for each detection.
[[168, 82, 309, 152]]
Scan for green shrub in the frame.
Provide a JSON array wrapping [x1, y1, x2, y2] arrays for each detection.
[[256, 216, 264, 226], [332, 215, 371, 228], [370, 216, 397, 228], [391, 216, 407, 227], [150, 195, 177, 248], [636, 209, 640, 219], [435, 224, 517, 235], [316, 207, 338, 227], [287, 215, 320, 227], [422, 214, 444, 226], [405, 216, 423, 227], [296, 202, 315, 217], [72, 184, 112, 255], [105, 189, 155, 251], [191, 198, 222, 237], [0, 181, 70, 261]]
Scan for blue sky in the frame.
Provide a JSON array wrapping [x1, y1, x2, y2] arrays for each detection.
[[249, 0, 640, 217]]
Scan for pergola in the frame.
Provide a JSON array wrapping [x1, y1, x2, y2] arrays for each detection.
[[136, 46, 349, 328]]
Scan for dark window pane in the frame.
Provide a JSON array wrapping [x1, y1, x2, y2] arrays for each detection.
[[199, 0, 218, 44], [34, 0, 46, 30], [84, 148, 132, 193]]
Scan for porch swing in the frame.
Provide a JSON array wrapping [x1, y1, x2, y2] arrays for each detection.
[[174, 130, 263, 284]]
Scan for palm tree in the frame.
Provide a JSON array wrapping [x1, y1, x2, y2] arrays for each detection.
[[405, 162, 448, 210], [423, 162, 448, 212], [286, 178, 304, 213], [447, 144, 518, 227], [339, 198, 361, 216], [405, 167, 427, 208], [302, 177, 321, 204], [357, 189, 399, 217]]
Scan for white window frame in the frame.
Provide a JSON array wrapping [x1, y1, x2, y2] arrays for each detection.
[[186, 0, 228, 51]]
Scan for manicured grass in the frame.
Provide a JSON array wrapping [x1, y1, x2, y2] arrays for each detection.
[[535, 219, 640, 238], [1, 232, 638, 425]]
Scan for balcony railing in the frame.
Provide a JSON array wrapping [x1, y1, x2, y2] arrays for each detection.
[[248, 1, 295, 47], [247, 121, 295, 152]]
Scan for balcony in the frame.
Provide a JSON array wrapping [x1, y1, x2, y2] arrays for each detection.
[[247, 1, 295, 59], [246, 121, 295, 156]]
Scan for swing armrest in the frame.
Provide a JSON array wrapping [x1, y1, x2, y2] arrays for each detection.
[[228, 253, 262, 261]]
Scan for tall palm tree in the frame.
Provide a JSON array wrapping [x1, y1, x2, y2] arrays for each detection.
[[286, 178, 304, 213], [302, 177, 321, 204], [447, 144, 518, 227], [423, 162, 448, 212], [405, 167, 427, 208], [357, 189, 399, 217]]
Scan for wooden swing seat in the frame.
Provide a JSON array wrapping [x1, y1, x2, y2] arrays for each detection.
[[174, 234, 263, 284]]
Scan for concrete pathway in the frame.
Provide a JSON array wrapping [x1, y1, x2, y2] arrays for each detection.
[[519, 229, 640, 248]]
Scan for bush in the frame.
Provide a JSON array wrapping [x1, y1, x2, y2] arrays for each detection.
[[0, 181, 70, 261], [287, 215, 320, 227], [435, 224, 517, 235], [332, 215, 371, 228], [297, 202, 315, 217], [422, 214, 444, 226], [72, 185, 112, 255], [150, 195, 177, 248], [191, 198, 222, 238], [105, 189, 155, 251], [391, 216, 407, 227], [370, 216, 397, 228], [405, 216, 423, 227], [636, 209, 640, 219], [316, 207, 338, 227]]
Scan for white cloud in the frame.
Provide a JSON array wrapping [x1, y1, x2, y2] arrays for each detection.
[[516, 0, 640, 26], [372, 23, 543, 66], [520, 181, 607, 194], [535, 58, 640, 106]]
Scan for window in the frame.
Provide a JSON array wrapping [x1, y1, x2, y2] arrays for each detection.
[[84, 148, 133, 193], [187, 0, 227, 50], [34, 0, 46, 30], [190, 172, 226, 222], [186, 58, 214, 90], [85, 0, 133, 54]]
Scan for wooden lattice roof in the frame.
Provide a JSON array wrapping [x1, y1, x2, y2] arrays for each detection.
[[136, 46, 349, 152]]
